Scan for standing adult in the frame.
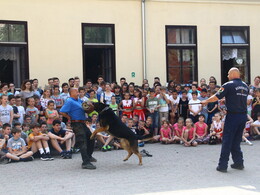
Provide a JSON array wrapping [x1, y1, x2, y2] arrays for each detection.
[[249, 76, 260, 91], [32, 79, 43, 97], [201, 67, 249, 172], [19, 80, 35, 107], [60, 88, 96, 169]]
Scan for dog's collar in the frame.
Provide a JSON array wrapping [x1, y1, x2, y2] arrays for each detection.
[[99, 106, 110, 114]]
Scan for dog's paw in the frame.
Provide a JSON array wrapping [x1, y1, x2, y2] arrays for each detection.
[[123, 158, 128, 162], [138, 163, 143, 166]]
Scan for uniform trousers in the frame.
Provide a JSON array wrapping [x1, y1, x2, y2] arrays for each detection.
[[218, 113, 247, 169]]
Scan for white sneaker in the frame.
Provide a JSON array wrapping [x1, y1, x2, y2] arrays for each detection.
[[245, 140, 253, 146]]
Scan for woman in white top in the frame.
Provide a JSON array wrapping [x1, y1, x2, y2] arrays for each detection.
[[100, 83, 115, 105]]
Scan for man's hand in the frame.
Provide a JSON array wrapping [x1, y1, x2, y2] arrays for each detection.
[[201, 100, 208, 106]]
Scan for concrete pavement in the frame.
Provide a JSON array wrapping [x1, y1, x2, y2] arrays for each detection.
[[0, 141, 259, 195]]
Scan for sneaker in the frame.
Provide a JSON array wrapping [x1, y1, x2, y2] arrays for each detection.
[[46, 153, 54, 161], [71, 147, 80, 153], [106, 145, 112, 151], [216, 166, 227, 173], [40, 153, 48, 161], [64, 151, 72, 159], [60, 151, 66, 158], [21, 156, 34, 162], [253, 134, 260, 140], [101, 146, 107, 152], [0, 157, 9, 164], [90, 157, 97, 162], [231, 163, 244, 170], [245, 140, 253, 146], [82, 162, 96, 169], [138, 142, 145, 147]]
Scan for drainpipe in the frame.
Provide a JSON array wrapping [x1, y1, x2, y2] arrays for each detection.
[[141, 0, 147, 80]]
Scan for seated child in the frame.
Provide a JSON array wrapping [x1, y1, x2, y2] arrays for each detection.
[[85, 119, 109, 151], [128, 118, 137, 134], [40, 122, 48, 134], [22, 123, 31, 136], [0, 123, 12, 163], [209, 112, 224, 143], [28, 123, 53, 161], [13, 122, 28, 144], [136, 120, 150, 147], [251, 112, 260, 140], [181, 118, 198, 147], [160, 120, 174, 144], [172, 117, 185, 143], [194, 114, 209, 144], [133, 115, 139, 129], [6, 128, 34, 162], [242, 114, 254, 145], [48, 120, 74, 159]]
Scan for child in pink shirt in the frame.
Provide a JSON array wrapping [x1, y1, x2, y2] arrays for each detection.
[[160, 120, 173, 144], [194, 114, 209, 144], [173, 117, 185, 143], [181, 118, 198, 147]]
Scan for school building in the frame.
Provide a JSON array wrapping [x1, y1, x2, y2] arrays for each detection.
[[0, 0, 260, 87]]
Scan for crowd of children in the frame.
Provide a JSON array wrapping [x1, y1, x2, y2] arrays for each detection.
[[0, 75, 260, 164]]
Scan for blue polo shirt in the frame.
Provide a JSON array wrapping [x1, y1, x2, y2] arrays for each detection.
[[215, 78, 249, 113], [60, 97, 86, 120]]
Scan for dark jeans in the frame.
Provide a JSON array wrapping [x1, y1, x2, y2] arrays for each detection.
[[218, 113, 247, 169], [189, 114, 199, 123], [71, 122, 95, 164]]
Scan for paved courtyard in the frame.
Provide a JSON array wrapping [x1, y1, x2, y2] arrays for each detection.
[[1, 141, 260, 195]]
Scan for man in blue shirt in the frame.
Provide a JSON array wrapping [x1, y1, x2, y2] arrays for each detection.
[[60, 88, 96, 169], [202, 67, 249, 172]]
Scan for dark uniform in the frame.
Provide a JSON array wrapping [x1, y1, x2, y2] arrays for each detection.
[[215, 78, 249, 170]]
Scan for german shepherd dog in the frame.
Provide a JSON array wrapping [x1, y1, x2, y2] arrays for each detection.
[[83, 102, 152, 165]]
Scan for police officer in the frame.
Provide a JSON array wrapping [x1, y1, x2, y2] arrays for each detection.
[[201, 67, 249, 172], [60, 88, 96, 169]]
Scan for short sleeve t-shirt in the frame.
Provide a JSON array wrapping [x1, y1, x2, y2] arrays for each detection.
[[51, 95, 63, 108], [194, 122, 207, 136], [17, 106, 25, 124], [156, 94, 170, 112], [49, 128, 67, 137], [253, 120, 260, 131], [0, 105, 13, 124], [7, 137, 25, 152], [188, 99, 201, 115], [146, 97, 159, 111], [169, 96, 180, 113], [28, 132, 42, 148], [101, 92, 115, 105], [25, 107, 39, 123], [60, 97, 86, 120], [173, 123, 185, 137]]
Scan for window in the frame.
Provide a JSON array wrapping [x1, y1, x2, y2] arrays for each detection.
[[166, 26, 197, 84], [221, 26, 250, 83], [82, 24, 115, 83], [0, 23, 26, 43], [0, 21, 28, 87]]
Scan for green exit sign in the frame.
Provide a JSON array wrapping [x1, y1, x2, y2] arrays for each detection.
[[131, 72, 135, 78]]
